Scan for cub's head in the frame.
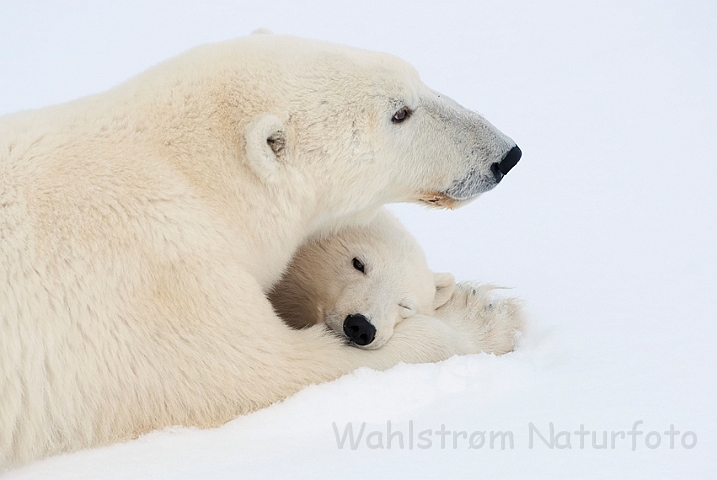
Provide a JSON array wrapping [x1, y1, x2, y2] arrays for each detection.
[[269, 210, 454, 349]]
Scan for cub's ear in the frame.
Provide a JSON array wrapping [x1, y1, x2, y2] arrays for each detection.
[[251, 28, 274, 35], [245, 114, 287, 181], [433, 272, 456, 309]]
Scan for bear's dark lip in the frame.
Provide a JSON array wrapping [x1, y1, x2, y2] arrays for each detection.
[[440, 169, 500, 203]]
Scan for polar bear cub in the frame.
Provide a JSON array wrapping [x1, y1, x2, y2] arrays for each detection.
[[270, 209, 524, 353], [270, 209, 455, 349]]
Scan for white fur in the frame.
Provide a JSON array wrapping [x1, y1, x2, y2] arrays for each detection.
[[270, 209, 457, 349], [0, 34, 519, 467]]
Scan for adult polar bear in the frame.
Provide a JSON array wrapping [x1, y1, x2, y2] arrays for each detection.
[[0, 33, 521, 466]]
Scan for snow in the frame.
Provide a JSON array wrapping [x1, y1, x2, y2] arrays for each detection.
[[1, 1, 715, 478]]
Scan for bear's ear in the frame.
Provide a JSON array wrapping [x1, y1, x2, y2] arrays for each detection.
[[251, 28, 274, 35], [245, 114, 287, 181], [433, 272, 456, 309]]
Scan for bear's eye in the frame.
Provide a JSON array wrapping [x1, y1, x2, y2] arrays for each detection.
[[352, 258, 365, 273], [392, 107, 412, 124]]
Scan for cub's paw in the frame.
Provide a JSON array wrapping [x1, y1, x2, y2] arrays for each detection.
[[434, 282, 525, 355]]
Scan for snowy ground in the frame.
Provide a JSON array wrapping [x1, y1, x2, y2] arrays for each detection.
[[1, 1, 715, 478]]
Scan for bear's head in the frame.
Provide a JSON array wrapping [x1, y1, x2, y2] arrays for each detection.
[[269, 210, 455, 349], [238, 34, 521, 222]]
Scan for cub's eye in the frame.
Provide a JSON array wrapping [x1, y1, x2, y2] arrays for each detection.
[[399, 303, 416, 318], [352, 258, 365, 273], [392, 106, 412, 124]]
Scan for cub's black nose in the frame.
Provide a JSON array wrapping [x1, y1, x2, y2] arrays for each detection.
[[343, 314, 376, 346], [491, 145, 522, 182]]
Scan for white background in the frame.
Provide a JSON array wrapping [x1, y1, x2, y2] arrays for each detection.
[[1, 1, 715, 478]]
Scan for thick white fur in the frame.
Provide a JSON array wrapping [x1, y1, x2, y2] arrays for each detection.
[[0, 34, 520, 467], [270, 208, 458, 349]]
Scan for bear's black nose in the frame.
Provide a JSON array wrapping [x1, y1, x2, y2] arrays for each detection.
[[491, 145, 522, 182], [343, 314, 376, 346]]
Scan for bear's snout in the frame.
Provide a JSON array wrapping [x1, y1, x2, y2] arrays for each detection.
[[343, 314, 376, 346]]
